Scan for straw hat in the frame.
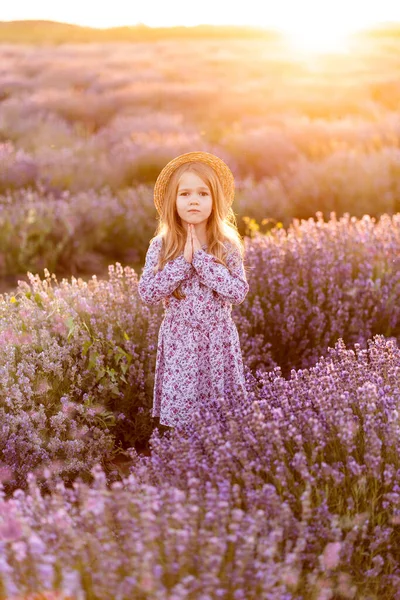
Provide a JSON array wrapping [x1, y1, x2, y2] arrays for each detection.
[[153, 151, 235, 215]]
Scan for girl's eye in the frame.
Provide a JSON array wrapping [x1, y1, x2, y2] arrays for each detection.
[[180, 192, 209, 196]]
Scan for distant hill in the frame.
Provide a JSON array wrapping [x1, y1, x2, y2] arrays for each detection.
[[0, 20, 284, 44]]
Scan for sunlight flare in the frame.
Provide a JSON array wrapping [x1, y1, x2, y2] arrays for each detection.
[[281, 22, 354, 55]]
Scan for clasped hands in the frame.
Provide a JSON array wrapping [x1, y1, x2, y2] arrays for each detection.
[[183, 223, 202, 264]]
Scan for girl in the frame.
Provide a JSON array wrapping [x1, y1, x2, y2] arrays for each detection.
[[138, 151, 249, 430]]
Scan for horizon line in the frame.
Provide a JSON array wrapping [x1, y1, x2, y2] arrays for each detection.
[[1, 18, 400, 33]]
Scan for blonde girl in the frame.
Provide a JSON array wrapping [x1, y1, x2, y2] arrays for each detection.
[[138, 151, 249, 430]]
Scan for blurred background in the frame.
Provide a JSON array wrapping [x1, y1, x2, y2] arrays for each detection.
[[1, 1, 400, 292]]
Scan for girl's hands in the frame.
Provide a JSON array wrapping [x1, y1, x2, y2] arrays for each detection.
[[184, 224, 193, 263], [183, 224, 202, 263], [191, 224, 202, 254]]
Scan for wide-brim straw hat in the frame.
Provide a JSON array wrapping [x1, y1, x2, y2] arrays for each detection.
[[153, 151, 235, 215]]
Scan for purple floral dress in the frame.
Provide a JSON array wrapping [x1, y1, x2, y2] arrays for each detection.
[[138, 235, 249, 428]]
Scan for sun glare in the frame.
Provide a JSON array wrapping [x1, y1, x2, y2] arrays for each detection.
[[281, 22, 354, 56]]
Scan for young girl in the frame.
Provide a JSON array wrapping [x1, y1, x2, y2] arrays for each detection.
[[138, 150, 249, 430]]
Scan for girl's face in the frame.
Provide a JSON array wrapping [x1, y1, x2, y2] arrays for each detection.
[[176, 171, 212, 228]]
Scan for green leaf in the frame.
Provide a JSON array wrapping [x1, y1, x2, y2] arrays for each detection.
[[82, 340, 92, 356], [88, 350, 99, 370], [34, 292, 44, 308], [66, 315, 75, 341]]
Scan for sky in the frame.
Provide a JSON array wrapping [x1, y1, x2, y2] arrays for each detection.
[[1, 0, 400, 32]]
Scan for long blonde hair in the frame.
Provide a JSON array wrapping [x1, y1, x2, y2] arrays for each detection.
[[151, 161, 246, 300]]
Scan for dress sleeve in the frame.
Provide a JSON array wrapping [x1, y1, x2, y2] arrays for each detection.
[[191, 243, 249, 305], [138, 237, 192, 305]]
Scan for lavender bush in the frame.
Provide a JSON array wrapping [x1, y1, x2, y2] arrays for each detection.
[[0, 335, 398, 598], [0, 263, 153, 496], [240, 211, 400, 376], [0, 142, 38, 193], [0, 184, 154, 278]]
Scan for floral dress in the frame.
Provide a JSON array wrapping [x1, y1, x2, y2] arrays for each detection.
[[138, 235, 249, 428]]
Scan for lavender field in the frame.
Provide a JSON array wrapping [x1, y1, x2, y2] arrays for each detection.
[[0, 26, 400, 599]]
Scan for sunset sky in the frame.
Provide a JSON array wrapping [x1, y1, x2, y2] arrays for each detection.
[[1, 0, 400, 53], [1, 0, 400, 30]]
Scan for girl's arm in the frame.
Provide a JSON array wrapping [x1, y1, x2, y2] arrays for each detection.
[[192, 243, 249, 305], [138, 236, 192, 305]]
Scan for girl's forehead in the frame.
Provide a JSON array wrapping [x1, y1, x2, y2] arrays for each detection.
[[178, 171, 209, 188]]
